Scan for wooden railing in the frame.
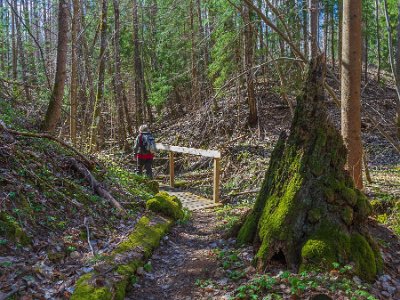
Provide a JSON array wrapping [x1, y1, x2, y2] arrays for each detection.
[[156, 143, 221, 203]]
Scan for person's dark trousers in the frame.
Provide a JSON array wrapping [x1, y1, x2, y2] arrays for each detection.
[[137, 158, 153, 178]]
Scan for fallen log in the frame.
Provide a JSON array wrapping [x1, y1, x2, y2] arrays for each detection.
[[69, 158, 126, 215]]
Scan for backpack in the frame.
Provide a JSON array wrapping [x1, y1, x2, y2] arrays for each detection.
[[140, 133, 157, 154]]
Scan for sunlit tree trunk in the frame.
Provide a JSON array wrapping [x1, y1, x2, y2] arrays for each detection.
[[89, 0, 108, 151], [243, 4, 258, 126], [112, 0, 129, 149], [341, 0, 363, 189], [42, 0, 68, 132], [13, 0, 31, 102], [375, 0, 381, 82], [309, 0, 318, 58], [70, 0, 80, 145], [397, 3, 400, 81], [133, 0, 144, 126]]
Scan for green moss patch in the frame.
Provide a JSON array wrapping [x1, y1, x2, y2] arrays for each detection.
[[237, 59, 381, 282], [0, 212, 31, 246], [146, 192, 184, 220], [71, 214, 172, 300]]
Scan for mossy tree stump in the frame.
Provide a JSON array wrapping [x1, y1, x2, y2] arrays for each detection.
[[237, 58, 382, 281]]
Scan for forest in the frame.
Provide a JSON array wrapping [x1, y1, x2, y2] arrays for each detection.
[[0, 0, 400, 299]]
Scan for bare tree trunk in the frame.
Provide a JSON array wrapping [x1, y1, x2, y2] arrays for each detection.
[[338, 0, 343, 78], [383, 0, 400, 138], [323, 4, 328, 55], [302, 0, 308, 58], [363, 18, 368, 81], [189, 0, 199, 106], [243, 4, 258, 126], [330, 7, 335, 69], [14, 0, 31, 102], [396, 2, 400, 81], [0, 0, 4, 73], [375, 0, 381, 82], [133, 0, 143, 126], [309, 0, 319, 58], [112, 0, 129, 149], [89, 0, 108, 151], [42, 0, 69, 132], [70, 0, 80, 145], [341, 0, 363, 189]]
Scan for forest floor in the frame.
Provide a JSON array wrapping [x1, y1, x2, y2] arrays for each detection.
[[125, 208, 400, 300], [1, 71, 400, 299]]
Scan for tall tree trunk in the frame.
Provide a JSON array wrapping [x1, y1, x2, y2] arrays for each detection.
[[14, 0, 31, 102], [79, 1, 97, 145], [383, 0, 400, 138], [309, 0, 319, 58], [189, 0, 199, 106], [338, 0, 343, 77], [42, 0, 68, 132], [132, 0, 143, 126], [396, 2, 400, 81], [330, 7, 335, 69], [363, 18, 368, 81], [323, 4, 328, 55], [112, 0, 129, 149], [341, 0, 363, 189], [70, 0, 80, 145], [89, 0, 108, 151], [375, 0, 381, 82], [302, 0, 308, 58], [243, 4, 258, 127]]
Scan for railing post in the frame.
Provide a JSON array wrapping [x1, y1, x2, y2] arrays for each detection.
[[169, 151, 175, 187], [213, 158, 220, 203]]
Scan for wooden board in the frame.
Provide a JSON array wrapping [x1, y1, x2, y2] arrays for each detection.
[[159, 185, 221, 211], [156, 143, 221, 158]]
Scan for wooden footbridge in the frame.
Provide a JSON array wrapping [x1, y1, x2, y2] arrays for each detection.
[[156, 143, 222, 211]]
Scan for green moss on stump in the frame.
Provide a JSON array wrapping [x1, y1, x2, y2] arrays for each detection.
[[71, 214, 172, 300], [350, 234, 377, 282], [300, 222, 350, 271], [237, 58, 381, 282], [146, 192, 183, 220]]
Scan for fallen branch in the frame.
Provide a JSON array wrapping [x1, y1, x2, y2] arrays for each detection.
[[84, 217, 95, 255], [69, 158, 126, 215], [0, 120, 95, 169]]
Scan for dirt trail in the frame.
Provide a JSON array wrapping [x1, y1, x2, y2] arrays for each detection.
[[125, 210, 231, 300]]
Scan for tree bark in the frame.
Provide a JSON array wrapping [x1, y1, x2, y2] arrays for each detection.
[[243, 4, 258, 126], [112, 0, 129, 149], [89, 0, 108, 151], [341, 0, 363, 189], [14, 0, 31, 102], [396, 2, 400, 81], [42, 0, 68, 132], [133, 0, 144, 126], [309, 0, 319, 58], [338, 0, 343, 77], [70, 0, 80, 145], [375, 0, 381, 82], [237, 58, 381, 282]]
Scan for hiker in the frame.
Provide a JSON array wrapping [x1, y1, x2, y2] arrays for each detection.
[[133, 124, 156, 178]]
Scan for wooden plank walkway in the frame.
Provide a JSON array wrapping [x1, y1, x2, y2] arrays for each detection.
[[160, 185, 221, 211]]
